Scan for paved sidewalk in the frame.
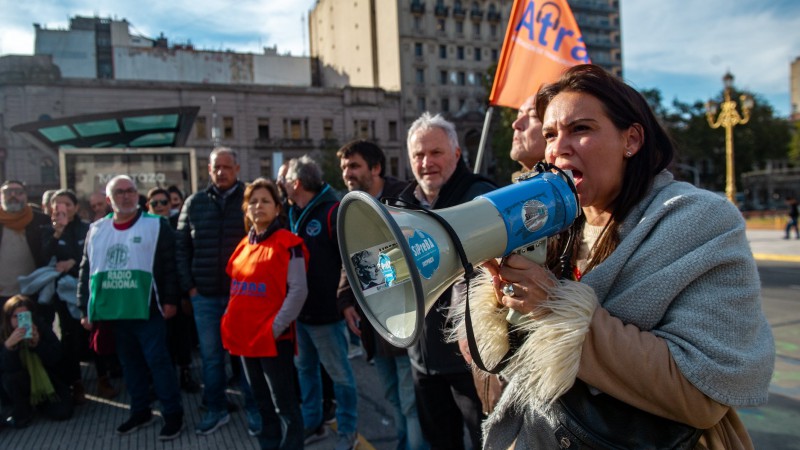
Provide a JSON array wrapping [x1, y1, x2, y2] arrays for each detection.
[[747, 228, 800, 262]]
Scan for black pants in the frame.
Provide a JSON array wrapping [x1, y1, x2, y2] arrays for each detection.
[[166, 307, 195, 367], [412, 368, 485, 450], [242, 341, 304, 450], [54, 299, 89, 384]]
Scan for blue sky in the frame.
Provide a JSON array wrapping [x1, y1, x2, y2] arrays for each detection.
[[0, 0, 798, 117]]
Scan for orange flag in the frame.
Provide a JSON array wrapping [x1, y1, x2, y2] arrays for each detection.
[[489, 0, 591, 109]]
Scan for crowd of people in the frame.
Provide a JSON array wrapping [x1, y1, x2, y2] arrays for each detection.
[[0, 64, 775, 450]]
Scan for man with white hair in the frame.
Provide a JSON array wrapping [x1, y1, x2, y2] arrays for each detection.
[[0, 180, 49, 305], [395, 112, 496, 449], [77, 175, 184, 440]]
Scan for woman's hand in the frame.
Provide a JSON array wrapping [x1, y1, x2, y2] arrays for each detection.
[[28, 324, 40, 348], [484, 254, 556, 316], [55, 259, 76, 273], [4, 327, 27, 350]]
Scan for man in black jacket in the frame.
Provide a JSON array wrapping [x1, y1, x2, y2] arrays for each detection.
[[175, 147, 260, 436], [399, 112, 496, 450], [284, 155, 359, 450], [335, 140, 429, 449], [0, 180, 49, 305]]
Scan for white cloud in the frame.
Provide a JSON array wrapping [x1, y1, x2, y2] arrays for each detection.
[[621, 0, 800, 96], [0, 0, 317, 56]]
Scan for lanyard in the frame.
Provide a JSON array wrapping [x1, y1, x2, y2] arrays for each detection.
[[289, 184, 331, 234]]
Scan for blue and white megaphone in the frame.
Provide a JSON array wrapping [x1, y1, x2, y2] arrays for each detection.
[[337, 168, 580, 348]]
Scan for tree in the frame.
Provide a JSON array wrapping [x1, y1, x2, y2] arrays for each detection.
[[654, 89, 791, 193]]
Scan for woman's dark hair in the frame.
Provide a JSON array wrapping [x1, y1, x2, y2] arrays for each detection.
[[2, 295, 36, 341], [50, 189, 79, 207], [336, 140, 387, 177], [536, 64, 675, 274], [146, 187, 170, 201], [167, 185, 184, 201], [242, 178, 284, 231]]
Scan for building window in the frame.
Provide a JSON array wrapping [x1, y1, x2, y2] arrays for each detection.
[[414, 16, 422, 31], [195, 116, 207, 139], [354, 120, 373, 139], [390, 156, 399, 177], [323, 119, 335, 140], [473, 22, 481, 36], [417, 97, 427, 113], [459, 98, 466, 110], [257, 118, 270, 139], [457, 46, 464, 60], [437, 18, 446, 32], [455, 21, 464, 34], [388, 121, 398, 141], [223, 117, 234, 139], [457, 71, 466, 85], [490, 24, 498, 37], [260, 158, 272, 178], [416, 69, 425, 84], [474, 47, 481, 61], [414, 42, 423, 57], [439, 45, 447, 58], [285, 119, 303, 140], [491, 48, 499, 61], [442, 98, 450, 112], [439, 70, 448, 84]]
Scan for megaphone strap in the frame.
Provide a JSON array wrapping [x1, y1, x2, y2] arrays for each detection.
[[464, 285, 519, 374], [383, 198, 476, 280]]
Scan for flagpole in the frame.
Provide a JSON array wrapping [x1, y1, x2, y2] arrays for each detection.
[[473, 106, 494, 174]]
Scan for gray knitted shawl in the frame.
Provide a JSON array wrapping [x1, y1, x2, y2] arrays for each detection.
[[582, 171, 773, 406], [484, 171, 774, 448]]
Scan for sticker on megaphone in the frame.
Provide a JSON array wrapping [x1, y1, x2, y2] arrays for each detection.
[[350, 241, 410, 296]]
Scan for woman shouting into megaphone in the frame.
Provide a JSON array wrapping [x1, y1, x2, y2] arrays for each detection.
[[451, 64, 773, 450]]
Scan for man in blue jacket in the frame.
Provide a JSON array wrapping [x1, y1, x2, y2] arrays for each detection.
[[175, 147, 260, 436]]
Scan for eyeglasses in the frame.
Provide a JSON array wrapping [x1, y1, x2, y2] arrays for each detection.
[[112, 188, 138, 197], [149, 199, 169, 207], [1, 187, 25, 196]]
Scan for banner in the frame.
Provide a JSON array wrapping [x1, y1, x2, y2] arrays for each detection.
[[489, 0, 591, 109]]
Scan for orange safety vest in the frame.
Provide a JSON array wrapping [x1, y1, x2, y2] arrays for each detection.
[[221, 229, 308, 357]]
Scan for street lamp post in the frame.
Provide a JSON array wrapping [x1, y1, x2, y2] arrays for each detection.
[[704, 72, 754, 207]]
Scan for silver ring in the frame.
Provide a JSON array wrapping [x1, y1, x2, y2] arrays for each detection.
[[502, 283, 516, 297]]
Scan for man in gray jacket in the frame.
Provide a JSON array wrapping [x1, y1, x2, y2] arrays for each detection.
[[175, 147, 260, 436]]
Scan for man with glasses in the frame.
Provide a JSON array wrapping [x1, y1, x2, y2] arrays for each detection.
[[0, 180, 49, 305], [77, 175, 184, 440]]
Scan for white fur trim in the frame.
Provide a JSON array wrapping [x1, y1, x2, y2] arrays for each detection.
[[447, 268, 511, 370], [504, 280, 598, 410]]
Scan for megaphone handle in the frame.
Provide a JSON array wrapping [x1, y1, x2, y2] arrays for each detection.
[[505, 309, 530, 326]]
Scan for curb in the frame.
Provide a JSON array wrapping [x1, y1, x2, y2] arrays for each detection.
[[752, 253, 800, 263]]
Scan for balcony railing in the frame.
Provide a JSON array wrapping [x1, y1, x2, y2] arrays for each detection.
[[411, 0, 426, 14], [434, 5, 449, 17]]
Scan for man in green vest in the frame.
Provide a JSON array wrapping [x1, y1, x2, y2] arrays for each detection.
[[77, 175, 184, 441]]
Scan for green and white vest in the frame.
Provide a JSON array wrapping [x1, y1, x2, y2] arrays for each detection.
[[86, 213, 161, 321]]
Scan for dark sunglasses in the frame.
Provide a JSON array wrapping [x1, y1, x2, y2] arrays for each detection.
[[149, 199, 169, 207]]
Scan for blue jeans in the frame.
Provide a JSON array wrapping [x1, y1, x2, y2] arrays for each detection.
[[113, 313, 182, 416], [191, 294, 258, 413], [295, 321, 358, 435], [242, 341, 303, 450], [374, 354, 429, 450]]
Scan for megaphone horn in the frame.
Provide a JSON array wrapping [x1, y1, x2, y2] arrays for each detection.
[[337, 168, 580, 348]]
